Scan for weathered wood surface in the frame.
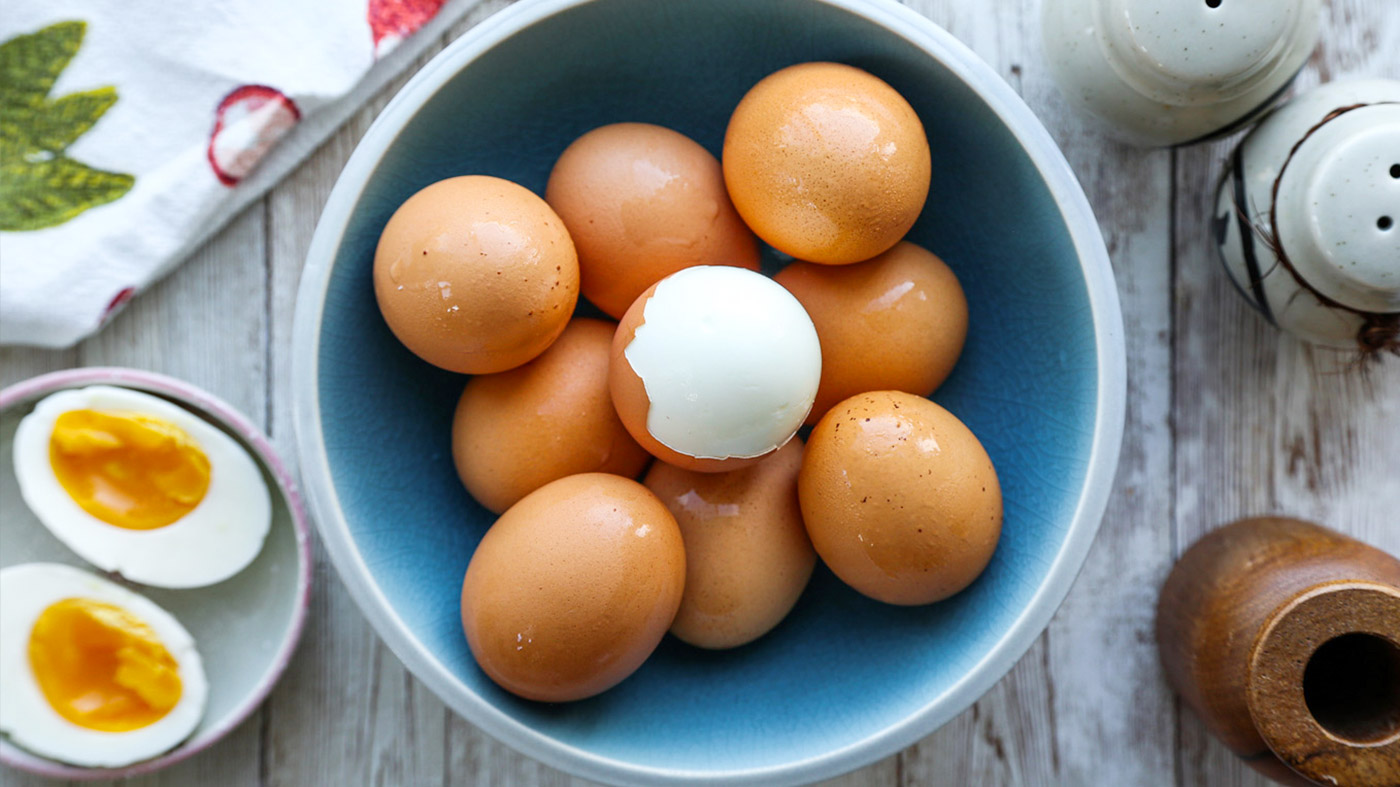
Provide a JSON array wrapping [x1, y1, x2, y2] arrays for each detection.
[[1, 0, 1395, 784]]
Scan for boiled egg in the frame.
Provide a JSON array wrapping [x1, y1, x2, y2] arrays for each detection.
[[13, 386, 272, 588], [723, 62, 931, 265], [609, 266, 822, 473], [452, 318, 651, 513], [643, 439, 815, 649], [373, 175, 579, 374], [460, 473, 685, 702], [545, 122, 761, 318], [799, 391, 1002, 605], [0, 563, 208, 767], [775, 241, 968, 424]]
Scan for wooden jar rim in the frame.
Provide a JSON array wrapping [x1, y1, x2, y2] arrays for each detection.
[[1248, 581, 1400, 786]]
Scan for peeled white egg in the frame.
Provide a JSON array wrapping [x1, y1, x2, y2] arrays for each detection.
[[610, 266, 822, 473], [13, 386, 271, 588], [0, 563, 208, 767]]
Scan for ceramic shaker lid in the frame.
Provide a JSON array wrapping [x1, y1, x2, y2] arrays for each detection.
[[1275, 105, 1400, 314], [1043, 0, 1320, 146], [1214, 79, 1400, 353]]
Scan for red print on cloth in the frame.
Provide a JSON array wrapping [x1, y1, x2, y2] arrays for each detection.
[[206, 85, 301, 187], [100, 286, 136, 324], [369, 0, 446, 58]]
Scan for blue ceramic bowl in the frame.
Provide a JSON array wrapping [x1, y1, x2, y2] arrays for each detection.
[[293, 0, 1125, 783]]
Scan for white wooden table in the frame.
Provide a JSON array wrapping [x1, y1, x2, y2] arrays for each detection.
[[3, 1, 1397, 784]]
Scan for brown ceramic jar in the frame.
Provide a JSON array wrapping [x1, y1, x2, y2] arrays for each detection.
[[1158, 517, 1400, 786]]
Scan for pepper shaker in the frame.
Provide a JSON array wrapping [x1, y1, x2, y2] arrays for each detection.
[[1042, 0, 1319, 147], [1158, 517, 1400, 786], [1213, 79, 1400, 354]]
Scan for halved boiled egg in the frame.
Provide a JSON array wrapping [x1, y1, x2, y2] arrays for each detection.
[[0, 563, 208, 767], [13, 386, 271, 588]]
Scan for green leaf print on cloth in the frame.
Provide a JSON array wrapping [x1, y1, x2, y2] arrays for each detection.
[[0, 21, 134, 231]]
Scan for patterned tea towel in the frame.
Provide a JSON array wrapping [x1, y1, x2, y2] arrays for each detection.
[[0, 0, 478, 347]]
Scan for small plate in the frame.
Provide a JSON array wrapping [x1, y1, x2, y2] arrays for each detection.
[[0, 368, 311, 781]]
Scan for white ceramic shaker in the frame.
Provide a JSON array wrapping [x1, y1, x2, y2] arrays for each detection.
[[1213, 79, 1400, 353], [1042, 0, 1320, 147]]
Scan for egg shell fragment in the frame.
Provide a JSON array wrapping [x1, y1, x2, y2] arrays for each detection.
[[775, 241, 967, 425], [799, 391, 1002, 606], [644, 439, 815, 649], [460, 473, 685, 702], [609, 266, 822, 473], [545, 122, 761, 318], [0, 563, 208, 768], [723, 62, 931, 265], [452, 318, 651, 513], [373, 175, 579, 374]]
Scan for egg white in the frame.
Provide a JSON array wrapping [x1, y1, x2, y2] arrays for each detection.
[[13, 386, 272, 588], [0, 563, 209, 768], [626, 266, 822, 459]]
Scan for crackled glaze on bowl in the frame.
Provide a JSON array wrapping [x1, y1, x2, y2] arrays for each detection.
[[292, 0, 1125, 784]]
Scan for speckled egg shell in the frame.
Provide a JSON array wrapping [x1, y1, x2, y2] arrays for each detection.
[[722, 62, 931, 265], [644, 440, 815, 649], [373, 175, 579, 374], [775, 241, 967, 425], [459, 473, 685, 703], [451, 319, 652, 514], [545, 123, 761, 318], [799, 391, 1001, 606]]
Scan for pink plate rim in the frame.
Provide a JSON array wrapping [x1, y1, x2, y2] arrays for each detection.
[[0, 367, 314, 781]]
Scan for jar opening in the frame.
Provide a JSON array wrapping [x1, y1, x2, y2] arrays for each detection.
[[1303, 632, 1400, 744]]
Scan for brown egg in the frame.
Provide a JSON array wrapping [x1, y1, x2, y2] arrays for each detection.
[[607, 265, 826, 475], [460, 473, 685, 702], [799, 391, 1001, 606], [451, 318, 651, 513], [644, 440, 815, 649], [723, 62, 931, 265], [546, 123, 761, 318], [373, 175, 579, 374], [609, 290, 764, 474], [775, 242, 967, 425]]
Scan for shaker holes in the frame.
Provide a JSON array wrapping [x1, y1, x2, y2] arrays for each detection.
[[1390, 164, 1400, 179], [1205, 0, 1221, 7], [1380, 216, 1394, 231]]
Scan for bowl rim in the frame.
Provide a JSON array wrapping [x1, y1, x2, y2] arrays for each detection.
[[0, 367, 314, 782], [291, 0, 1127, 783]]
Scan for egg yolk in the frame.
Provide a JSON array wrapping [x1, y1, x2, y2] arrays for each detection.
[[28, 598, 183, 732], [49, 409, 211, 530]]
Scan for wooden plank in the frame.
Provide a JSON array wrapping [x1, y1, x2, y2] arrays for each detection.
[[894, 0, 1058, 781], [260, 6, 515, 784], [1007, 1, 1181, 784], [0, 204, 270, 787], [1172, 1, 1400, 784], [258, 45, 458, 787], [896, 0, 1179, 784], [0, 347, 78, 390]]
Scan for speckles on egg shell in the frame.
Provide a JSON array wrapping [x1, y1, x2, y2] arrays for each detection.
[[723, 62, 930, 265], [372, 175, 579, 373]]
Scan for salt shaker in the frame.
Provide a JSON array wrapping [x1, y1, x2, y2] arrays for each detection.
[[1042, 0, 1319, 147], [1213, 79, 1400, 354]]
